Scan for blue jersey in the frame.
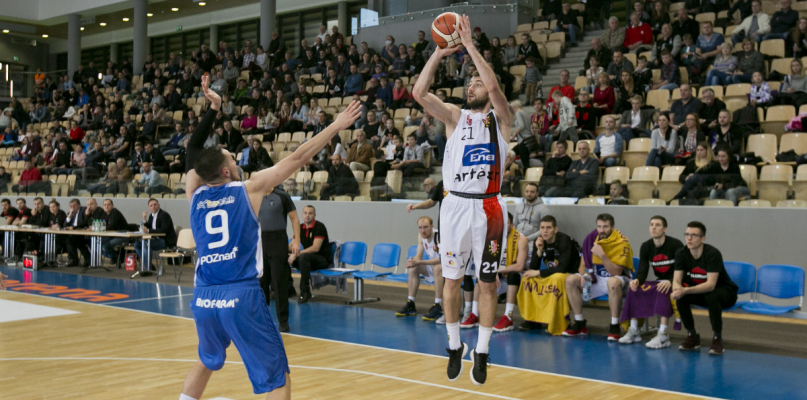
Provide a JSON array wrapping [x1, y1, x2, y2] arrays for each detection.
[[190, 181, 263, 287]]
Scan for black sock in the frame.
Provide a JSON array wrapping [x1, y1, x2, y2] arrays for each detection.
[[687, 329, 697, 336], [713, 332, 721, 339]]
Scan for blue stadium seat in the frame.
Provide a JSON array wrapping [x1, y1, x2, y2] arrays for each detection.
[[724, 261, 757, 310], [317, 241, 365, 278], [386, 245, 417, 283], [742, 264, 805, 315], [353, 243, 400, 281]]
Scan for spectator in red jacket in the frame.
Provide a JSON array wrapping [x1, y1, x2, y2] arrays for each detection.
[[68, 120, 85, 145], [546, 70, 575, 124], [13, 160, 49, 194], [624, 13, 654, 54]]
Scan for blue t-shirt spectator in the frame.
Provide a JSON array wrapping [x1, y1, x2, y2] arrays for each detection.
[[696, 33, 724, 56]]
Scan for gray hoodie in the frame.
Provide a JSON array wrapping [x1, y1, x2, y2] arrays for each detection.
[[514, 197, 549, 242]]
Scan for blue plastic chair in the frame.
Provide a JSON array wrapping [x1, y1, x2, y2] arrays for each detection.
[[723, 261, 756, 310], [346, 243, 399, 304], [387, 245, 417, 283], [319, 241, 365, 279], [742, 264, 805, 315]]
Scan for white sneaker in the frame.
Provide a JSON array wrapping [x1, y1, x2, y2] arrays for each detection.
[[618, 327, 642, 344], [435, 315, 446, 324], [646, 331, 671, 349]]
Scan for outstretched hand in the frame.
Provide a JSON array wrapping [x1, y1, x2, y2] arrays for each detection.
[[201, 74, 222, 111], [456, 14, 474, 49], [434, 45, 460, 59], [333, 101, 363, 131]]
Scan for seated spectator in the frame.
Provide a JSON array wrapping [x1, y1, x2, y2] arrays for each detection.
[[88, 163, 122, 195], [674, 113, 705, 165], [63, 198, 103, 267], [606, 50, 635, 83], [615, 71, 642, 115], [564, 213, 634, 340], [346, 131, 374, 172], [144, 142, 167, 173], [289, 206, 331, 303], [749, 72, 773, 108], [320, 154, 358, 200], [403, 46, 425, 79], [391, 134, 425, 177], [778, 59, 807, 110], [209, 71, 229, 95], [0, 166, 10, 192], [544, 141, 597, 197], [786, 17, 807, 58], [670, 84, 702, 127], [607, 180, 629, 204], [691, 22, 724, 77], [575, 90, 597, 135], [646, 113, 678, 167], [63, 144, 86, 175], [593, 73, 615, 114], [391, 79, 410, 109], [11, 198, 31, 228], [704, 44, 738, 86], [135, 199, 176, 271], [162, 124, 186, 156], [651, 50, 681, 91], [624, 13, 654, 54], [343, 65, 365, 96], [396, 216, 444, 319], [731, 39, 765, 84], [696, 89, 726, 133], [600, 17, 627, 51], [584, 56, 604, 95], [513, 121, 547, 170], [731, 0, 770, 44], [618, 95, 655, 143], [594, 116, 623, 167], [729, 0, 754, 24], [537, 141, 573, 196], [619, 216, 684, 348], [516, 33, 541, 67], [763, 0, 797, 42], [100, 199, 129, 263], [673, 221, 738, 355], [709, 110, 742, 156], [132, 162, 169, 195], [650, 2, 671, 35], [554, 3, 582, 47], [672, 142, 716, 200], [243, 139, 273, 173], [708, 147, 750, 204], [0, 198, 19, 224]]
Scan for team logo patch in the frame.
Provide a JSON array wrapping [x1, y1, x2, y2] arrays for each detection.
[[445, 251, 454, 257], [443, 188, 449, 198], [466, 114, 473, 126], [462, 143, 496, 166], [448, 260, 455, 266], [483, 115, 491, 128], [489, 240, 498, 255], [690, 267, 708, 284]]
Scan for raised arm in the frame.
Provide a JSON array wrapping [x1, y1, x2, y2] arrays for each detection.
[[456, 15, 512, 136], [412, 47, 462, 132], [245, 101, 362, 196]]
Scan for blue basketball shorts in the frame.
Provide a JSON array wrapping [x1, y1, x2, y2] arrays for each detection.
[[191, 281, 290, 394]]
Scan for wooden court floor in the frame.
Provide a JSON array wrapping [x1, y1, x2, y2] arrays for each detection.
[[0, 291, 703, 400]]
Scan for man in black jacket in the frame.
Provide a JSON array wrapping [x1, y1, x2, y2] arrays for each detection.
[[101, 199, 130, 262], [697, 88, 726, 131], [164, 84, 184, 112], [554, 4, 582, 47], [144, 142, 168, 173], [320, 154, 358, 200], [135, 198, 177, 270], [25, 197, 52, 254], [63, 198, 105, 267]]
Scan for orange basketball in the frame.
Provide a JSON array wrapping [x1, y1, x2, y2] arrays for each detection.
[[431, 12, 461, 49]]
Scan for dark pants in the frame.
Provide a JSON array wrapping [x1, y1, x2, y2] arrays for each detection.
[[396, 161, 424, 177], [67, 236, 90, 266], [260, 230, 291, 324], [676, 286, 737, 335], [320, 183, 357, 200], [292, 253, 330, 295]]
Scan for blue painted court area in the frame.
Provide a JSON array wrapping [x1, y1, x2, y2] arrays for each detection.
[[4, 266, 807, 400]]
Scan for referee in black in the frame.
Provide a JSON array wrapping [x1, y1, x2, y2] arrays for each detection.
[[258, 185, 301, 333]]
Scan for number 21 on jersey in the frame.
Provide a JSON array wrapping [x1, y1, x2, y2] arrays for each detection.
[[205, 210, 229, 249]]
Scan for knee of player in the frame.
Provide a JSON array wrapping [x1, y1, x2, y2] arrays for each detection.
[[444, 277, 463, 290], [477, 280, 497, 292], [566, 273, 580, 287], [607, 277, 623, 291]]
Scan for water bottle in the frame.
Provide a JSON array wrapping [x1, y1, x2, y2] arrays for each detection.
[[581, 269, 593, 301], [91, 220, 96, 232]]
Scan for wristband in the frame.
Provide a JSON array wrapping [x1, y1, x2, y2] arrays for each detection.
[[575, 273, 582, 277]]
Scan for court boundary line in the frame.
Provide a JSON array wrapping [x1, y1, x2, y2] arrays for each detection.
[[0, 357, 522, 400], [1, 290, 724, 400], [105, 293, 193, 305]]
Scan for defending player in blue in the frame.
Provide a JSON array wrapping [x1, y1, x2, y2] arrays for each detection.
[[178, 74, 362, 400]]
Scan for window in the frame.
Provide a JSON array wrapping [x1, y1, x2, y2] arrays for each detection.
[[303, 10, 324, 45], [81, 47, 111, 69], [279, 14, 300, 54], [184, 31, 201, 58], [151, 37, 167, 64], [239, 20, 259, 49], [120, 42, 134, 64], [220, 24, 238, 48], [167, 34, 183, 61]]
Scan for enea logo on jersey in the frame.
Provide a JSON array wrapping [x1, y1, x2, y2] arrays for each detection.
[[462, 143, 496, 166], [196, 196, 236, 210]]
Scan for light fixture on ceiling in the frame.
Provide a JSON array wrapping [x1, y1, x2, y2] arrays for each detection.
[[1, 30, 8, 33], [42, 34, 48, 38], [171, 7, 179, 11], [123, 18, 129, 21], [199, 2, 206, 5], [100, 22, 107, 26], [147, 13, 153, 17], [80, 27, 84, 31]]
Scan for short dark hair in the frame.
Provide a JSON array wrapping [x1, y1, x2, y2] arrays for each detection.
[[104, 198, 114, 205], [651, 215, 667, 228], [33, 197, 44, 203], [16, 198, 25, 205], [194, 147, 229, 183], [303, 205, 316, 213], [407, 133, 417, 140], [148, 198, 159, 205], [540, 215, 557, 227], [69, 198, 81, 206], [0, 198, 9, 205], [596, 213, 615, 226], [524, 182, 539, 191], [687, 221, 706, 235]]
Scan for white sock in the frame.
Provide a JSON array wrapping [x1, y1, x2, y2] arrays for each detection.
[[446, 322, 461, 350], [407, 296, 415, 302], [659, 324, 668, 334], [435, 298, 442, 304], [476, 326, 493, 354], [179, 394, 198, 400], [464, 301, 472, 314], [505, 303, 515, 319], [472, 301, 479, 315], [630, 319, 638, 330], [574, 314, 584, 321], [611, 317, 619, 325]]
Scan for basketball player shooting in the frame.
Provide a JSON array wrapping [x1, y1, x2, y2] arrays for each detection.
[[413, 14, 512, 385], [177, 74, 362, 400]]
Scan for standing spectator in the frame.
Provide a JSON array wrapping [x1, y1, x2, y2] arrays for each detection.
[[100, 199, 129, 263], [673, 221, 738, 355], [731, 0, 771, 45], [594, 116, 623, 167], [513, 183, 549, 242], [320, 154, 358, 200], [646, 114, 678, 167], [522, 58, 542, 105], [619, 216, 685, 348], [545, 141, 597, 197], [135, 199, 176, 271], [563, 214, 634, 340], [258, 186, 300, 333], [290, 205, 332, 303]]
